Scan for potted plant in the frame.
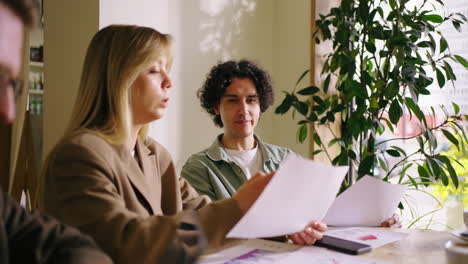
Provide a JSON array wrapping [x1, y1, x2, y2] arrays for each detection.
[[275, 0, 468, 194]]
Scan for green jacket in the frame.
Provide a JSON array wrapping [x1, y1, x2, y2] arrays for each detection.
[[181, 134, 291, 201]]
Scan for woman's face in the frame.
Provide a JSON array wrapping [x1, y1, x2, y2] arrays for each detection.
[[130, 56, 172, 125]]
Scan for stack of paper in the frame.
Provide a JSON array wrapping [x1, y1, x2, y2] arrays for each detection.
[[227, 154, 407, 239], [227, 154, 348, 238]]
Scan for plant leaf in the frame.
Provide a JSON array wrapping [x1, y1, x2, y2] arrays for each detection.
[[313, 132, 322, 146], [294, 101, 309, 116], [348, 150, 357, 160], [404, 97, 425, 120], [417, 165, 430, 186], [446, 162, 459, 188], [428, 158, 442, 179], [389, 99, 403, 124], [454, 55, 468, 68], [381, 117, 395, 133], [308, 112, 318, 121], [297, 86, 320, 96], [401, 163, 413, 177], [422, 14, 444, 23], [313, 95, 324, 105], [435, 155, 459, 188], [440, 168, 449, 186], [428, 33, 436, 54], [365, 42, 376, 53], [425, 130, 438, 150], [295, 69, 310, 87], [384, 81, 399, 100], [452, 21, 461, 32], [440, 36, 448, 53], [436, 68, 445, 88], [443, 61, 457, 81], [378, 157, 388, 172], [328, 138, 339, 148], [275, 94, 294, 114], [386, 149, 401, 157], [312, 149, 322, 156], [452, 102, 460, 114], [441, 129, 460, 150], [297, 124, 308, 143], [326, 111, 335, 122], [323, 74, 331, 93], [358, 155, 375, 177], [391, 146, 407, 156]]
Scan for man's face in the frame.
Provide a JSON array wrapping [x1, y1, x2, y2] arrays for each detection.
[[214, 78, 261, 140], [0, 2, 24, 124]]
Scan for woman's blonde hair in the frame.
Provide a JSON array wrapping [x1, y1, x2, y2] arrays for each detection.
[[65, 24, 172, 144]]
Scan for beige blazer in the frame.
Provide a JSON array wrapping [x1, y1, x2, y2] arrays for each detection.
[[42, 133, 242, 263]]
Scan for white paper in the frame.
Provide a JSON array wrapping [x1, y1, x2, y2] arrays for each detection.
[[323, 176, 406, 226], [324, 227, 409, 248], [199, 239, 388, 264], [198, 239, 298, 264], [227, 154, 348, 238], [277, 246, 389, 264]]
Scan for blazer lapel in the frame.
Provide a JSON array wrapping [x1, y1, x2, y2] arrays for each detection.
[[122, 140, 160, 215]]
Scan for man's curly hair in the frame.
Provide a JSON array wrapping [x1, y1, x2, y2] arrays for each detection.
[[198, 60, 274, 127]]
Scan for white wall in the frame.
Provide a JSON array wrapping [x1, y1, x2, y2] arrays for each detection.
[[44, 0, 99, 157], [99, 0, 169, 31], [162, 0, 278, 171], [271, 0, 311, 158]]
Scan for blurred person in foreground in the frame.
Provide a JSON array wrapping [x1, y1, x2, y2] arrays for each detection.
[[0, 0, 112, 263]]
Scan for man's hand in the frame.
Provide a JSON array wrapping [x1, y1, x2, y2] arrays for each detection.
[[287, 221, 328, 246], [380, 213, 402, 228]]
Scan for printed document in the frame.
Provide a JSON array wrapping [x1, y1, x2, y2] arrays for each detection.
[[325, 227, 409, 248]]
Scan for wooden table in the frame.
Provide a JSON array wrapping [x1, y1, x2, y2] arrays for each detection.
[[202, 229, 466, 263], [362, 229, 463, 263]]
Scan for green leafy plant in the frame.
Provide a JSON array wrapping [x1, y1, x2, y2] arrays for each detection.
[[431, 136, 468, 207], [275, 0, 468, 192]]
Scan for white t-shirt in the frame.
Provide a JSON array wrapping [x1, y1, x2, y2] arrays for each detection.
[[224, 146, 263, 179]]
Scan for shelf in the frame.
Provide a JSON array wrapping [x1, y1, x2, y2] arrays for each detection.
[[29, 61, 44, 68], [29, 89, 44, 95]]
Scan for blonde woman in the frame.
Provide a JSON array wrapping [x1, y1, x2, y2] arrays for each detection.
[[41, 25, 326, 264]]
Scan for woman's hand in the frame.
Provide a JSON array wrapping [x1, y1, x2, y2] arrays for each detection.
[[380, 213, 402, 228], [232, 171, 274, 214], [288, 221, 328, 246]]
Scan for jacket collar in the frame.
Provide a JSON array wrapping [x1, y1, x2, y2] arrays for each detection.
[[205, 134, 230, 162], [205, 134, 280, 164], [120, 138, 159, 214]]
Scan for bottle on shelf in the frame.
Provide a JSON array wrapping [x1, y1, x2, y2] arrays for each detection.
[[28, 94, 43, 115], [29, 74, 34, 90], [39, 72, 43, 90], [29, 94, 35, 114], [38, 99, 43, 114]]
